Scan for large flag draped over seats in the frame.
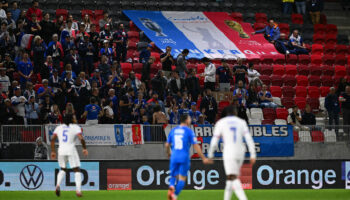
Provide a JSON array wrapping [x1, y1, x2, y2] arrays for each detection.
[[123, 10, 279, 60]]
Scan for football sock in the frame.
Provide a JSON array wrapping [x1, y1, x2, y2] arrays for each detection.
[[232, 179, 247, 200], [56, 170, 66, 187], [169, 177, 176, 188], [224, 180, 234, 200], [75, 172, 82, 192], [175, 180, 185, 196]]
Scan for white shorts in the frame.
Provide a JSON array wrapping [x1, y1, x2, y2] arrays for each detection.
[[58, 151, 81, 169], [224, 158, 244, 176]]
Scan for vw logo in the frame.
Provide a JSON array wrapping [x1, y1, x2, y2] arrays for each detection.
[[19, 164, 44, 190]]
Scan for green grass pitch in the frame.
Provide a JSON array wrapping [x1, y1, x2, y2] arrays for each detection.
[[1, 189, 350, 200]]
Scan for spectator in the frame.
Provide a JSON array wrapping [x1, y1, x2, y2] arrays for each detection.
[[62, 102, 77, 123], [48, 104, 62, 124], [160, 46, 174, 78], [216, 59, 232, 92], [26, 0, 42, 22], [247, 84, 259, 108], [275, 33, 294, 55], [295, 0, 307, 15], [252, 19, 280, 44], [54, 15, 64, 37], [151, 70, 167, 99], [82, 14, 92, 32], [46, 34, 63, 69], [288, 105, 310, 131], [152, 104, 168, 124], [11, 86, 26, 124], [119, 88, 135, 124], [233, 80, 249, 107], [233, 98, 249, 123], [99, 12, 112, 31], [98, 55, 111, 81], [48, 69, 61, 93], [5, 11, 16, 30], [67, 14, 79, 30], [25, 95, 40, 124], [17, 52, 33, 88], [168, 104, 180, 124], [28, 13, 42, 35], [282, 0, 294, 15], [232, 58, 247, 88], [0, 98, 16, 124], [23, 81, 35, 100], [139, 44, 152, 64], [325, 87, 340, 134], [38, 79, 54, 101], [34, 137, 47, 160], [0, 2, 5, 20], [81, 97, 103, 125], [200, 57, 216, 91], [200, 89, 217, 124], [247, 63, 262, 87], [175, 49, 189, 79], [301, 104, 316, 127], [79, 72, 91, 91], [113, 23, 128, 62], [9, 1, 20, 22], [147, 92, 165, 113], [336, 78, 349, 97], [100, 24, 112, 46], [89, 69, 104, 88], [339, 86, 350, 136], [107, 88, 118, 118], [101, 99, 114, 124], [185, 69, 200, 102], [189, 102, 201, 124], [197, 114, 209, 125], [289, 29, 309, 55], [141, 56, 154, 83], [169, 70, 186, 97], [308, 0, 324, 24], [258, 84, 277, 108], [127, 71, 141, 92], [0, 67, 10, 94], [31, 35, 46, 73], [178, 101, 190, 116], [89, 24, 100, 62], [3, 53, 15, 81]]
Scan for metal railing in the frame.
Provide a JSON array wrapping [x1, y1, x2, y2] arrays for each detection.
[[1, 125, 44, 144]]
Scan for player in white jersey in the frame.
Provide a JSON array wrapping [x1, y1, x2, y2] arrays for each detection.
[[208, 106, 256, 200], [50, 114, 88, 197]]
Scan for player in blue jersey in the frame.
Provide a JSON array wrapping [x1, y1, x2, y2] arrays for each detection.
[[165, 114, 212, 200]]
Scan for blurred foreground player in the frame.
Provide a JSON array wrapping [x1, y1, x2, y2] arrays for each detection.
[[208, 106, 256, 200], [165, 114, 212, 200], [50, 114, 88, 197]]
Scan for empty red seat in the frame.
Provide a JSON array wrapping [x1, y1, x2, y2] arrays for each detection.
[[127, 31, 140, 42], [314, 24, 326, 35], [271, 75, 283, 86], [321, 76, 333, 87], [325, 34, 337, 46], [335, 45, 348, 55], [128, 41, 137, 51], [309, 65, 322, 76], [295, 86, 307, 97], [283, 75, 297, 87], [291, 13, 303, 24], [219, 100, 230, 109], [320, 86, 330, 97], [273, 64, 285, 76], [311, 44, 323, 55], [307, 98, 320, 112], [133, 63, 143, 73], [279, 23, 290, 35], [307, 86, 320, 98], [260, 64, 273, 75], [335, 55, 347, 65], [321, 65, 334, 76], [276, 108, 289, 120], [274, 54, 286, 65], [325, 24, 338, 35], [334, 65, 346, 76], [263, 108, 276, 120], [282, 97, 295, 109], [286, 54, 298, 65], [231, 12, 243, 22], [285, 65, 297, 76], [324, 44, 336, 55], [308, 75, 321, 86], [311, 131, 324, 142], [297, 65, 309, 76], [120, 63, 133, 74], [255, 13, 267, 23], [294, 97, 307, 110], [253, 23, 266, 31], [270, 86, 282, 97], [311, 55, 323, 65], [296, 75, 308, 86], [261, 55, 274, 65], [313, 34, 325, 44], [298, 55, 310, 65], [282, 86, 295, 97], [260, 75, 271, 85], [323, 54, 335, 66]]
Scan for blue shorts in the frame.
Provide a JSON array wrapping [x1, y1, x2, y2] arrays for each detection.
[[169, 160, 190, 177]]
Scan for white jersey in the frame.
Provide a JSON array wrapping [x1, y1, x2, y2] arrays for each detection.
[[209, 116, 256, 160], [53, 124, 82, 156]]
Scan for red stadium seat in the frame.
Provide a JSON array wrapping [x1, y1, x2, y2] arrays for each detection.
[[307, 86, 320, 98], [120, 63, 133, 74], [334, 65, 347, 76], [282, 86, 295, 97], [279, 23, 290, 35], [325, 34, 337, 46], [307, 98, 320, 112], [335, 55, 347, 66], [324, 44, 336, 55], [273, 64, 285, 76], [231, 12, 243, 22], [282, 97, 295, 109], [285, 65, 297, 76], [335, 45, 348, 55], [311, 44, 323, 55], [320, 86, 330, 97], [291, 13, 303, 24], [294, 97, 307, 110], [94, 10, 104, 19], [323, 54, 335, 66], [321, 65, 334, 76], [273, 54, 286, 65], [56, 9, 68, 20], [271, 75, 283, 86], [333, 75, 346, 86], [262, 119, 274, 125], [261, 55, 274, 65], [309, 64, 322, 76], [253, 23, 266, 31], [197, 64, 205, 74], [311, 131, 324, 142], [283, 75, 297, 87], [150, 63, 161, 74], [314, 24, 326, 35], [276, 108, 289, 120], [260, 75, 271, 85], [286, 54, 298, 65], [297, 65, 309, 76], [260, 64, 273, 75], [255, 13, 267, 23], [321, 76, 333, 87], [325, 24, 338, 35], [295, 86, 307, 97], [269, 86, 282, 97], [133, 63, 143, 73], [219, 101, 230, 109], [313, 34, 325, 44], [127, 41, 137, 51], [298, 55, 310, 65], [263, 108, 276, 120], [151, 52, 161, 63], [311, 55, 323, 65], [308, 75, 321, 86], [296, 75, 308, 86], [128, 31, 140, 42]]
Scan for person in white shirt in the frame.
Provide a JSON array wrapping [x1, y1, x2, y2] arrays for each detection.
[[10, 87, 27, 124], [50, 114, 88, 197], [0, 67, 10, 93], [201, 57, 216, 91], [208, 105, 256, 200], [247, 63, 262, 87]]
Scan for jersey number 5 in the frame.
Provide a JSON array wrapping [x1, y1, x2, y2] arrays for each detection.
[[230, 127, 237, 143], [174, 135, 183, 150], [63, 130, 68, 142]]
